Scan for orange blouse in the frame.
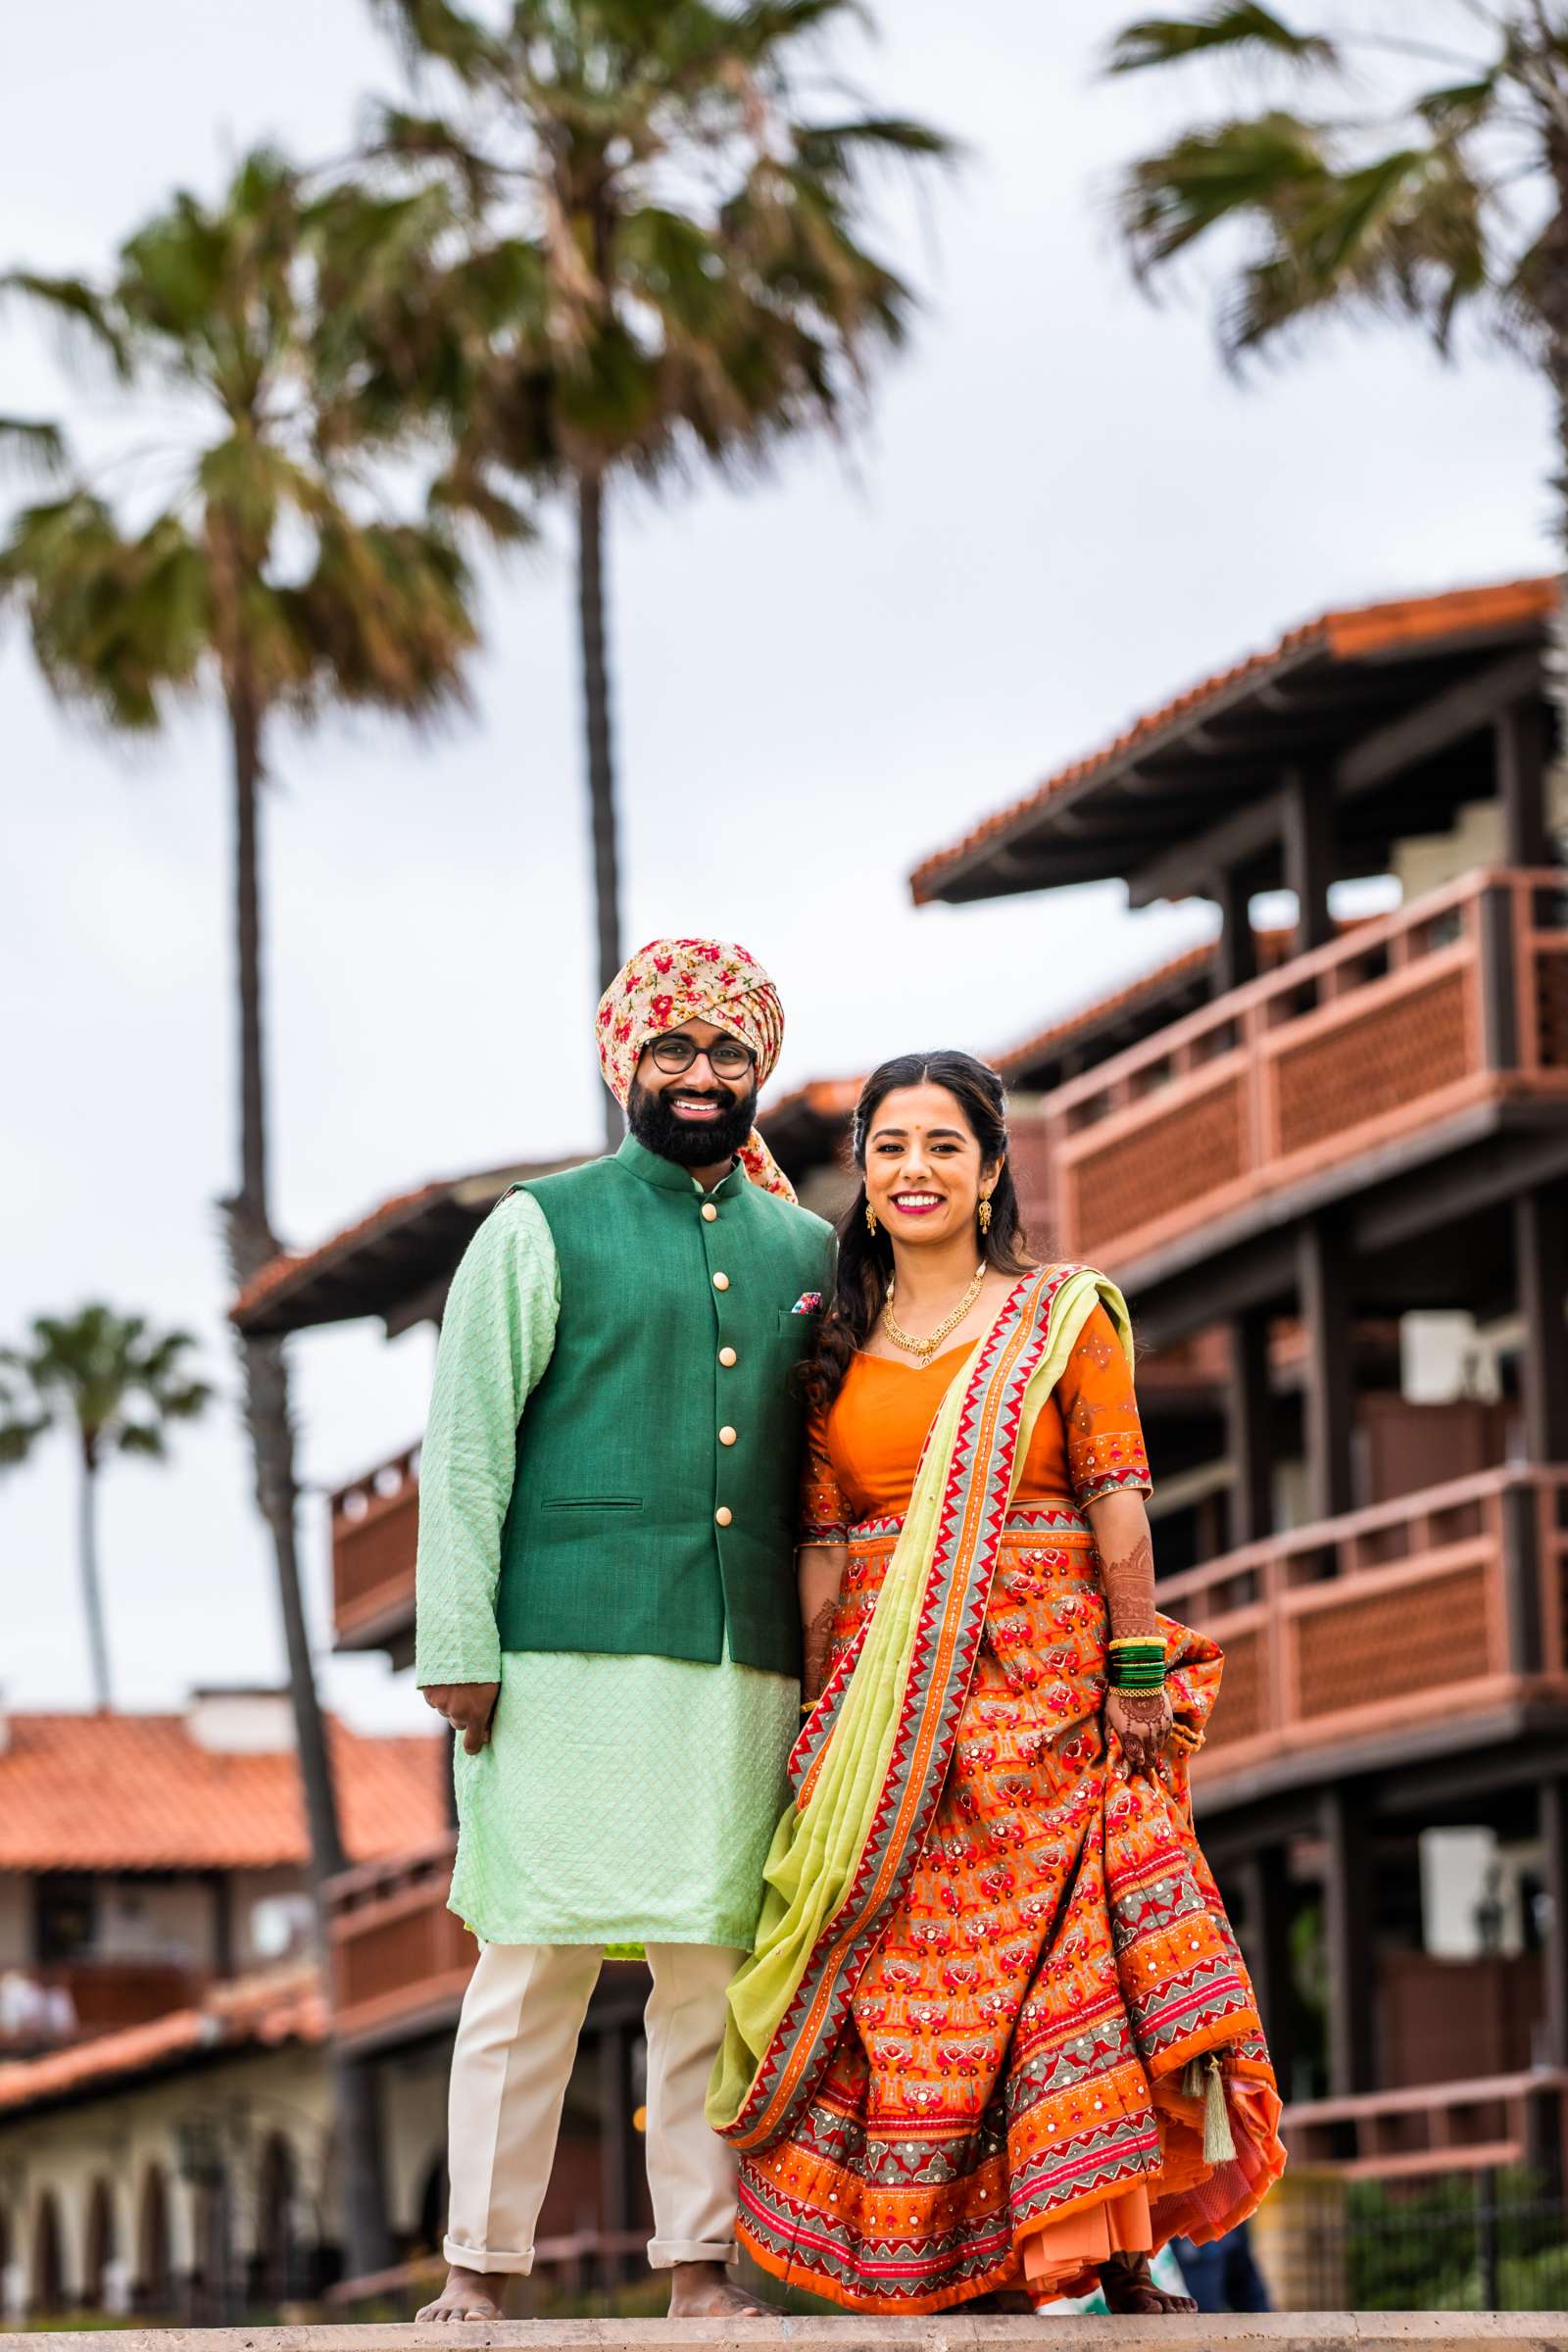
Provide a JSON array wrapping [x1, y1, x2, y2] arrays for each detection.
[[801, 1301, 1152, 1541]]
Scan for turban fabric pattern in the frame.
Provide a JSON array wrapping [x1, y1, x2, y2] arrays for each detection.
[[597, 937, 798, 1203]]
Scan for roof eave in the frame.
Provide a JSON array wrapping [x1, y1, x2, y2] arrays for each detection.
[[908, 575, 1556, 910]]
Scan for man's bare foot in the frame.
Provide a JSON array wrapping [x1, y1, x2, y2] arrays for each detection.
[[416, 2263, 506, 2322], [666, 2258, 770, 2319], [1100, 2251, 1198, 2316]]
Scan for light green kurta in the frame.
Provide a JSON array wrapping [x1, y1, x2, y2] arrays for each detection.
[[414, 1189, 800, 1948]]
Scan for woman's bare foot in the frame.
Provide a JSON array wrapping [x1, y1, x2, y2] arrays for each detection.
[[666, 2259, 770, 2319], [1100, 2251, 1197, 2316], [416, 2264, 506, 2322]]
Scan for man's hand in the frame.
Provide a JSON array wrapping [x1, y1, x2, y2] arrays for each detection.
[[421, 1681, 501, 1754]]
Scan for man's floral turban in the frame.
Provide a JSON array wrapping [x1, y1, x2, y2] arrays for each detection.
[[597, 937, 796, 1201]]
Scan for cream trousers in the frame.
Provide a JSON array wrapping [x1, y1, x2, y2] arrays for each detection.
[[444, 1938, 744, 2276]]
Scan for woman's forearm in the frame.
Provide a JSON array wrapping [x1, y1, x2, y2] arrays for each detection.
[[798, 1543, 846, 1700], [1086, 1492, 1158, 1640]]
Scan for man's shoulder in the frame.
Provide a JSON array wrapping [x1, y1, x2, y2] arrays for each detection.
[[514, 1155, 619, 1210]]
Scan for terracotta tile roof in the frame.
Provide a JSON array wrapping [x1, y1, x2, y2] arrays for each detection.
[[0, 1964, 326, 2113], [992, 941, 1220, 1082], [0, 1712, 446, 1873], [909, 575, 1556, 906], [759, 1076, 863, 1130], [230, 1179, 448, 1321], [229, 1155, 584, 1338]]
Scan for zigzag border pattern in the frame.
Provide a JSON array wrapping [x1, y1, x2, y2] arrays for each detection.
[[722, 1266, 1087, 2152]]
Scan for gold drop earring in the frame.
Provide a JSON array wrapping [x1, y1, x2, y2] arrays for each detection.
[[865, 1200, 878, 1236], [978, 1194, 993, 1236]]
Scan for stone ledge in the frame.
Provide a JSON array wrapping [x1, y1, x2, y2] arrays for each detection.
[[8, 2320, 1565, 2352]]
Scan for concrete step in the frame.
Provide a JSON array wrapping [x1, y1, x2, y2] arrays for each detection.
[[8, 2320, 1566, 2352]]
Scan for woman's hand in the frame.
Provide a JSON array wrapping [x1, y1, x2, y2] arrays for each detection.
[[1106, 1686, 1172, 1777], [799, 1542, 846, 1704]]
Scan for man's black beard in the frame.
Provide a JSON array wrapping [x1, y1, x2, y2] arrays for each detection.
[[627, 1077, 759, 1168]]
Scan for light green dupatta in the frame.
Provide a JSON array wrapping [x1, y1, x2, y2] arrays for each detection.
[[709, 1261, 1132, 2149]]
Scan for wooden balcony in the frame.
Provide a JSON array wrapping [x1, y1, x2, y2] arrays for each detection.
[[330, 1445, 418, 1658], [0, 1960, 205, 2053], [1284, 2069, 1568, 2180], [326, 1836, 474, 2052], [1164, 1464, 1568, 1801], [1035, 867, 1568, 1277]]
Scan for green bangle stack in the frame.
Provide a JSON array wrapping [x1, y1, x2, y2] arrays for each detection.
[[1107, 1636, 1165, 1691]]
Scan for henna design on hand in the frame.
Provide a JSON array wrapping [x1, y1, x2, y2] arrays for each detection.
[[802, 1598, 838, 1702], [1099, 1531, 1157, 1638], [1106, 1686, 1174, 1776]]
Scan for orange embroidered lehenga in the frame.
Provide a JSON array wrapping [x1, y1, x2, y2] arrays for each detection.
[[730, 1289, 1285, 2312]]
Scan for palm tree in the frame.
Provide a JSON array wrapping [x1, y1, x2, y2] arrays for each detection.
[[0, 1306, 210, 1711], [0, 149, 499, 2274], [364, 0, 954, 1146], [1102, 3, 1568, 739]]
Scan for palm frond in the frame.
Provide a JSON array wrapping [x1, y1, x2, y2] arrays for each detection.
[[0, 416, 69, 481], [0, 1414, 48, 1468], [290, 511, 478, 715], [0, 495, 209, 728], [0, 1304, 212, 1461], [1218, 139, 1490, 361], [0, 270, 131, 379], [116, 1422, 168, 1459], [1117, 112, 1331, 276], [365, 103, 500, 209], [1107, 6, 1338, 75], [794, 116, 960, 184], [367, 0, 498, 82], [1415, 74, 1502, 133]]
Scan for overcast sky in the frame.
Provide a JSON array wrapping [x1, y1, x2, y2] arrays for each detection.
[[0, 0, 1551, 1731]]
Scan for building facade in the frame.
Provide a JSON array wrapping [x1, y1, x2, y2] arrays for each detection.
[[230, 571, 1568, 2295], [0, 1695, 448, 2322]]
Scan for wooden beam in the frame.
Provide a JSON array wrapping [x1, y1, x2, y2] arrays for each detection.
[[1282, 766, 1335, 953], [1337, 648, 1541, 798], [1298, 1215, 1355, 1518], [1320, 1784, 1377, 2096], [1229, 1846, 1297, 2095], [1227, 1308, 1274, 1548], [384, 1274, 454, 1339], [1516, 1184, 1568, 1462], [1502, 1481, 1544, 1678], [1129, 789, 1287, 909], [1353, 1113, 1568, 1259], [1497, 697, 1552, 867], [1479, 883, 1520, 1074], [1542, 1778, 1568, 2073], [1212, 864, 1260, 994], [597, 2020, 641, 2278]]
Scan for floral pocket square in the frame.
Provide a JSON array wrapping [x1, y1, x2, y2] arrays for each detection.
[[790, 1292, 823, 1315]]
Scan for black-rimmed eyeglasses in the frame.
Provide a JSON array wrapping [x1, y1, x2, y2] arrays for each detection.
[[648, 1035, 756, 1079]]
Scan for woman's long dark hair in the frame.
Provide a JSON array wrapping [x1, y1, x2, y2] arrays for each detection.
[[808, 1051, 1032, 1412]]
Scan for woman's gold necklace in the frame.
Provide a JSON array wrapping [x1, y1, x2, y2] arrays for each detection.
[[882, 1262, 987, 1363]]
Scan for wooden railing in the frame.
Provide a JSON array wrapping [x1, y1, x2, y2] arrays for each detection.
[[1164, 1465, 1568, 1787], [0, 1960, 205, 2052], [326, 1836, 474, 2048], [1284, 2070, 1568, 2180], [329, 1445, 419, 1652], [1042, 868, 1568, 1272]]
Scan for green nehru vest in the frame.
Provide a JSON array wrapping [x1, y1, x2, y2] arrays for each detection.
[[494, 1133, 835, 1675]]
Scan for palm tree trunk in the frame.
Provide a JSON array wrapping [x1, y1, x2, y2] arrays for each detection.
[[76, 1443, 112, 1712], [221, 676, 392, 2280], [576, 465, 624, 1153]]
